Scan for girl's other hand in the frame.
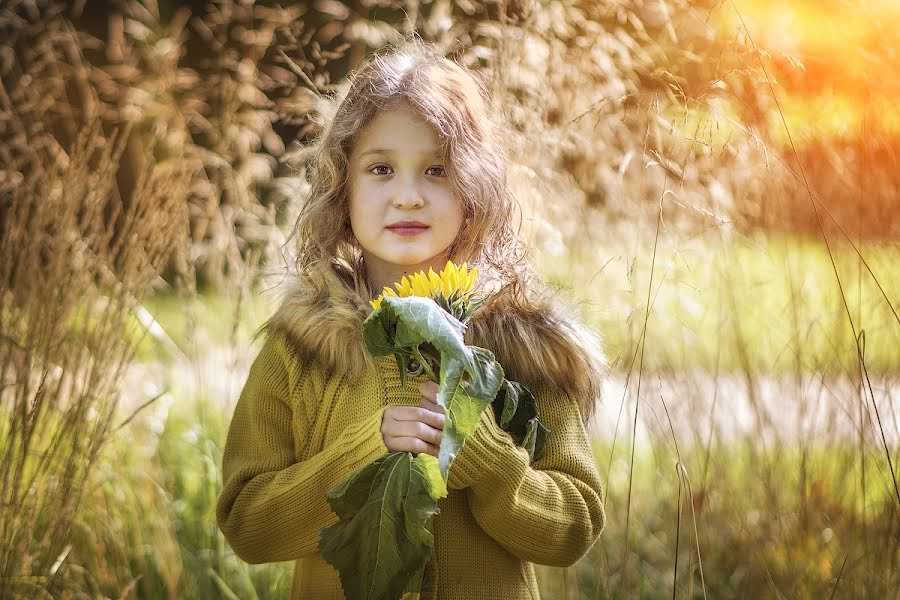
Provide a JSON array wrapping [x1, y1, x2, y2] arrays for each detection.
[[381, 381, 445, 457]]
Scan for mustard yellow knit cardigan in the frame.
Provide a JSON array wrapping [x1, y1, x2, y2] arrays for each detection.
[[216, 332, 606, 599]]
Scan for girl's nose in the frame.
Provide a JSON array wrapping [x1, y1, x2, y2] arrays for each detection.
[[392, 178, 425, 208]]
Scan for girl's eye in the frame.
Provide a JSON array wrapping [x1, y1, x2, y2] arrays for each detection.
[[371, 165, 393, 175], [426, 166, 446, 177]]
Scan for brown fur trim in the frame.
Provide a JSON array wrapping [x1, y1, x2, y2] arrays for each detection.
[[260, 268, 607, 424], [258, 266, 375, 377], [465, 284, 607, 425]]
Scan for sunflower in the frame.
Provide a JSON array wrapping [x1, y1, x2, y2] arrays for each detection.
[[370, 260, 480, 320]]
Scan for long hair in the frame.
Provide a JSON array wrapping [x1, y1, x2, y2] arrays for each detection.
[[288, 39, 532, 302]]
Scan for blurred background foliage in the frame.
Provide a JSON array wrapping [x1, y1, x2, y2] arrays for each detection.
[[1, 0, 899, 598], [4, 0, 898, 293]]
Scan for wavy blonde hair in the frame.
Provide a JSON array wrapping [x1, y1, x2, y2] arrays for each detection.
[[287, 39, 532, 301]]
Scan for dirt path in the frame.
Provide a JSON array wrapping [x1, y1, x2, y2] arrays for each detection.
[[590, 371, 900, 449]]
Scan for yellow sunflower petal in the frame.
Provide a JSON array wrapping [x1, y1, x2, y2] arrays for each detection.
[[397, 276, 412, 297], [449, 262, 461, 294], [428, 268, 442, 294], [441, 268, 453, 298], [370, 298, 382, 310], [443, 260, 456, 286], [412, 272, 430, 297]]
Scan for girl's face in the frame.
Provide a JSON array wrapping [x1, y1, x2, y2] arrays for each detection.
[[348, 103, 465, 295]]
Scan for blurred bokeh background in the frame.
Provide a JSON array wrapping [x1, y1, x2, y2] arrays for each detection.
[[1, 0, 898, 598]]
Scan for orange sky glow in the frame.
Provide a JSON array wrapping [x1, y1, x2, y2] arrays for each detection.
[[719, 0, 900, 137]]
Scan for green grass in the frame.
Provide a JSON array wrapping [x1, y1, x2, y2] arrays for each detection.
[[572, 439, 900, 599], [59, 396, 898, 599], [67, 394, 294, 599], [541, 231, 900, 375], [134, 288, 278, 363]]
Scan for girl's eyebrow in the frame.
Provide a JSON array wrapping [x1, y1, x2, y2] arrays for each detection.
[[357, 148, 442, 159]]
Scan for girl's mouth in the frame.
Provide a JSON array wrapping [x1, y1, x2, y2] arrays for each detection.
[[387, 224, 429, 236]]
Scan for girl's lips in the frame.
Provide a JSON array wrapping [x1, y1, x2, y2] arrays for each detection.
[[387, 225, 429, 236]]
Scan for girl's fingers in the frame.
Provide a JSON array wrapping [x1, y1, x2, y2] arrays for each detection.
[[418, 380, 439, 401], [419, 396, 444, 415], [382, 413, 444, 444], [390, 405, 443, 427]]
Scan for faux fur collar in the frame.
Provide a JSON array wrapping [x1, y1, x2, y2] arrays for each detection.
[[260, 265, 607, 423]]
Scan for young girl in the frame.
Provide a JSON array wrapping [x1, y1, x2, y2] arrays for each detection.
[[216, 40, 607, 600]]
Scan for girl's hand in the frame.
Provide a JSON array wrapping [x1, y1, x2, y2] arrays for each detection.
[[381, 381, 445, 457]]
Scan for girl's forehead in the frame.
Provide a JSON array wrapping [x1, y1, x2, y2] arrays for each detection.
[[353, 105, 446, 155]]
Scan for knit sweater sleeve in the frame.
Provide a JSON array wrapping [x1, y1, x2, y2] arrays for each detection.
[[216, 333, 390, 564], [446, 382, 606, 567]]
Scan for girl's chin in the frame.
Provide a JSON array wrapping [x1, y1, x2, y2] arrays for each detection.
[[364, 246, 453, 271], [389, 258, 438, 269], [382, 255, 448, 270]]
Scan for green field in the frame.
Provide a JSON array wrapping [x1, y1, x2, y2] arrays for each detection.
[[541, 231, 900, 375]]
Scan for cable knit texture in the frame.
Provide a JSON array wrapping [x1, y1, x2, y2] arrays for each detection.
[[216, 267, 607, 600]]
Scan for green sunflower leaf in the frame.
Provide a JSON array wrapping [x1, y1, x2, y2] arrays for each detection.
[[492, 380, 550, 462], [434, 346, 504, 479], [319, 451, 442, 600]]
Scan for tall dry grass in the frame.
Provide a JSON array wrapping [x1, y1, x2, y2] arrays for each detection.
[[0, 7, 192, 596], [3, 0, 318, 293]]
